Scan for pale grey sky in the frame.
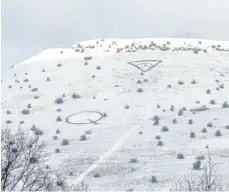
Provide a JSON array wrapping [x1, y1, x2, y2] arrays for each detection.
[[2, 0, 229, 74]]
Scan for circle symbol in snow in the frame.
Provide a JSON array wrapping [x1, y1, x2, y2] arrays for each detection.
[[65, 111, 104, 125]]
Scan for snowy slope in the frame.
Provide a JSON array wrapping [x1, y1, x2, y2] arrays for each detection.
[[1, 38, 229, 191]]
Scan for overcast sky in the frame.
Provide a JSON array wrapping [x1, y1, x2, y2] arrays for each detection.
[[2, 0, 229, 74]]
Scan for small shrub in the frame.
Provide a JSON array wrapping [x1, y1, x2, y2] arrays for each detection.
[[193, 160, 201, 170], [56, 108, 62, 112], [24, 79, 29, 82], [191, 79, 197, 84], [91, 75, 95, 78], [163, 109, 166, 112], [93, 173, 101, 178], [215, 130, 222, 137], [177, 153, 185, 159], [21, 109, 30, 115], [220, 84, 224, 89], [210, 100, 216, 105], [130, 158, 138, 163], [190, 132, 196, 138], [193, 50, 198, 54], [85, 130, 92, 134], [153, 118, 159, 125], [62, 93, 66, 97], [8, 85, 12, 89], [125, 105, 130, 109], [55, 148, 60, 153], [19, 121, 24, 124], [190, 105, 209, 112], [56, 116, 62, 122], [137, 80, 142, 84], [30, 124, 36, 131], [143, 79, 148, 82], [139, 131, 143, 135], [157, 140, 163, 146], [56, 129, 60, 134], [151, 176, 157, 183], [72, 93, 81, 99], [170, 105, 174, 111], [69, 171, 73, 176], [53, 136, 58, 140], [34, 128, 43, 136], [42, 69, 45, 72], [57, 63, 62, 67], [206, 89, 211, 94], [167, 84, 172, 88], [207, 122, 213, 127], [161, 126, 169, 132], [96, 66, 101, 70], [136, 88, 143, 93], [80, 135, 87, 141], [155, 135, 161, 140], [34, 96, 39, 99], [201, 128, 207, 133], [55, 98, 63, 104], [222, 102, 229, 108], [31, 88, 38, 92], [84, 56, 92, 60], [178, 109, 183, 116], [172, 118, 177, 124], [27, 103, 32, 108], [6, 110, 11, 114], [225, 125, 229, 129], [178, 80, 184, 85], [6, 120, 12, 124], [157, 104, 160, 109], [188, 119, 193, 124], [46, 77, 51, 81], [61, 139, 69, 145]]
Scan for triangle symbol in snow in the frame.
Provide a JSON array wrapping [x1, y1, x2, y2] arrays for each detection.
[[128, 60, 162, 72]]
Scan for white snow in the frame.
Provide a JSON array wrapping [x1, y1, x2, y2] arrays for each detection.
[[1, 38, 229, 191]]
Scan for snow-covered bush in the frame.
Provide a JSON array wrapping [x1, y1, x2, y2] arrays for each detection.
[[222, 101, 229, 108], [201, 128, 207, 133], [55, 97, 64, 104], [215, 130, 222, 137], [161, 126, 169, 132], [207, 122, 213, 127], [177, 153, 185, 159], [136, 88, 143, 93], [210, 100, 216, 105], [72, 93, 81, 99], [21, 109, 30, 115], [188, 119, 193, 124], [61, 139, 69, 145], [190, 132, 196, 138], [155, 135, 161, 140], [34, 128, 43, 136], [80, 135, 87, 141]]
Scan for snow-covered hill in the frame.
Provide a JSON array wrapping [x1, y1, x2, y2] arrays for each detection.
[[1, 38, 229, 191]]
